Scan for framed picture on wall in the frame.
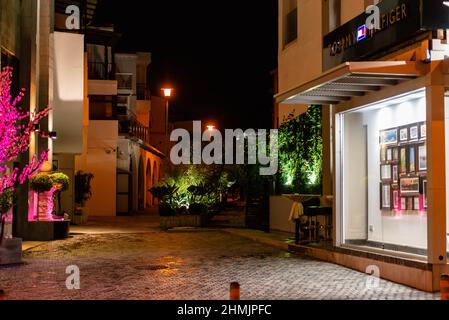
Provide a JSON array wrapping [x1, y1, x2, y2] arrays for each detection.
[[393, 190, 399, 209], [400, 147, 407, 173], [381, 128, 398, 145], [392, 165, 399, 183], [381, 165, 391, 180], [399, 128, 408, 142], [380, 146, 387, 163], [386, 149, 393, 162], [423, 179, 428, 209], [410, 126, 419, 140], [382, 184, 391, 209], [414, 197, 420, 211], [409, 146, 415, 173], [401, 197, 407, 210], [418, 145, 427, 171], [420, 124, 427, 139], [400, 177, 420, 195], [393, 148, 399, 161]]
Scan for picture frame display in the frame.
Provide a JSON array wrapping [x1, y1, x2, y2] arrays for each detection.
[[392, 165, 398, 183], [379, 122, 427, 212], [393, 190, 399, 209], [400, 147, 407, 173], [400, 177, 420, 195], [420, 124, 426, 139], [401, 197, 407, 210], [418, 145, 427, 171], [410, 126, 418, 140], [423, 180, 428, 209], [381, 165, 391, 180], [409, 146, 415, 173], [386, 149, 392, 162], [381, 128, 398, 145], [382, 184, 391, 209], [399, 128, 408, 142]]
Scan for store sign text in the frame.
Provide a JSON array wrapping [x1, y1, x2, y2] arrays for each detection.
[[329, 4, 407, 56]]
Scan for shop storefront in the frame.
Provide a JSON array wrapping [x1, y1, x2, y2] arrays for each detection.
[[275, 0, 449, 291]]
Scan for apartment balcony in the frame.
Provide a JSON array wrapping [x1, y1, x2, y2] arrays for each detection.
[[88, 62, 118, 96], [119, 113, 150, 146], [116, 73, 133, 95]]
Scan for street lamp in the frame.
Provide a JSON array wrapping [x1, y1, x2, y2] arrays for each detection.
[[206, 125, 215, 131], [161, 88, 174, 137]]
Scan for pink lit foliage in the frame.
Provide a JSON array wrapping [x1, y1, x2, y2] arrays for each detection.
[[0, 67, 50, 194]]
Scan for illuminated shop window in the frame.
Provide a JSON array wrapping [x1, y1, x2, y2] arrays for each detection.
[[337, 89, 428, 257]]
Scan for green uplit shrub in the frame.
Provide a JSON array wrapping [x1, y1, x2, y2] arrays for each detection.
[[30, 173, 53, 193], [50, 172, 70, 192], [278, 105, 323, 194], [0, 189, 14, 214]]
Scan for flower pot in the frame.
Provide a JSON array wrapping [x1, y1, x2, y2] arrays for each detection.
[[38, 191, 55, 221], [2, 208, 13, 239], [71, 206, 89, 225]]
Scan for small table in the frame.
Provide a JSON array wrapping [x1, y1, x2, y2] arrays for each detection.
[[296, 206, 333, 243]]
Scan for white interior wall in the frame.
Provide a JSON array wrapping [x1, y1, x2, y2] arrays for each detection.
[[343, 113, 367, 240]]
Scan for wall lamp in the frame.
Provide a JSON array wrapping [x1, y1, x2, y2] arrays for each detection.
[[49, 131, 58, 140]]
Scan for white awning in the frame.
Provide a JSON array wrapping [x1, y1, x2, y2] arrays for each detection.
[[275, 61, 426, 105]]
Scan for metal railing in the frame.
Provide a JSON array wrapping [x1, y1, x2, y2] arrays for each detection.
[[88, 62, 114, 80], [119, 112, 149, 145], [116, 73, 133, 91]]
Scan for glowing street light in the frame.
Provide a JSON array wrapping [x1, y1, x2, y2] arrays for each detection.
[[161, 88, 174, 137], [162, 88, 173, 98], [206, 125, 215, 131]]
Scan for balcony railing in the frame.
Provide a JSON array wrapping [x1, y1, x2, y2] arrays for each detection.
[[119, 113, 149, 145], [88, 62, 115, 80], [116, 73, 133, 91]]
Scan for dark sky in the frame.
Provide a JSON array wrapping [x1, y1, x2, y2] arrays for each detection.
[[94, 0, 278, 130]]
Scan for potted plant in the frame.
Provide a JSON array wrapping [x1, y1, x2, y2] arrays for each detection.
[[29, 173, 54, 221], [50, 172, 70, 217], [0, 189, 14, 243], [73, 171, 94, 225], [150, 184, 178, 216], [187, 184, 210, 227]]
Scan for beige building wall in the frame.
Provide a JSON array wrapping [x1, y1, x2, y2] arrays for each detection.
[[278, 0, 323, 94], [85, 120, 118, 216]]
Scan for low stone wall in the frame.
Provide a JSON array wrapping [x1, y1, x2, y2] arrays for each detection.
[[0, 238, 22, 265], [160, 215, 201, 228]]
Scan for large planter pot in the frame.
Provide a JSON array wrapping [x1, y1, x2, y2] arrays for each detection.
[[71, 206, 89, 225], [160, 215, 201, 229], [37, 191, 55, 221], [158, 204, 177, 217], [2, 208, 13, 239]]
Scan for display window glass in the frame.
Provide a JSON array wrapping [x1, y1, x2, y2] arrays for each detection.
[[444, 94, 449, 255], [337, 90, 428, 257]]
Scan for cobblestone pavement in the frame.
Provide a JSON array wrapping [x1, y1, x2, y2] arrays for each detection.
[[0, 230, 435, 300]]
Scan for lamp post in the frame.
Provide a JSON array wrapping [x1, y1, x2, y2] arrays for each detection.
[[161, 88, 173, 137]]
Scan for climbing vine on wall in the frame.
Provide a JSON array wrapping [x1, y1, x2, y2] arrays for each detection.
[[278, 105, 323, 194]]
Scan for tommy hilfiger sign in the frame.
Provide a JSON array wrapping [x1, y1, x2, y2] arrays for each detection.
[[323, 0, 449, 71]]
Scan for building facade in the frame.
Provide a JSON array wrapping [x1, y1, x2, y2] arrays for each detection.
[[275, 0, 449, 292], [1, 0, 167, 241]]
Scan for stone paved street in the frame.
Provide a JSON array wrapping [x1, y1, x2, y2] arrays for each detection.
[[0, 221, 436, 300]]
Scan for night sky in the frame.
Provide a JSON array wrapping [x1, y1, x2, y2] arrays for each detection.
[[94, 0, 278, 130]]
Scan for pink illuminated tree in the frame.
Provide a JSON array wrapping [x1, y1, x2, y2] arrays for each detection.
[[0, 67, 50, 238]]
